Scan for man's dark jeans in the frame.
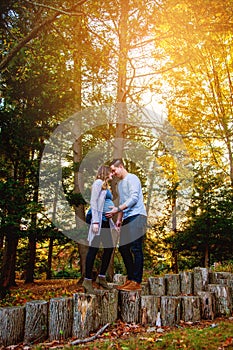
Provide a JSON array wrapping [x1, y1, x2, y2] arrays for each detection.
[[119, 214, 147, 284]]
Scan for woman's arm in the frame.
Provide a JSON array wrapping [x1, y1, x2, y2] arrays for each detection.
[[90, 179, 103, 224]]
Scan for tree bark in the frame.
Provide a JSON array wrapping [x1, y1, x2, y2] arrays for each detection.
[[165, 273, 180, 296], [148, 276, 166, 296], [24, 231, 36, 284], [94, 289, 118, 326], [180, 296, 201, 322], [73, 12, 88, 280], [180, 271, 194, 295], [0, 306, 25, 347], [141, 295, 160, 326], [193, 267, 209, 294], [161, 296, 181, 326], [72, 293, 97, 339], [24, 300, 48, 344], [0, 230, 18, 290], [46, 237, 54, 280], [118, 290, 141, 323], [197, 291, 215, 320], [49, 297, 73, 341], [208, 284, 232, 316]]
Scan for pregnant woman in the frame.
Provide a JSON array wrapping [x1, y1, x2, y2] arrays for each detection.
[[82, 165, 115, 294]]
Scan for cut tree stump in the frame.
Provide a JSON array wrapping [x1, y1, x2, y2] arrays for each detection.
[[119, 290, 141, 323], [197, 291, 215, 320], [0, 306, 25, 347], [24, 300, 48, 344], [208, 284, 232, 316], [140, 295, 160, 326], [180, 296, 201, 322], [165, 274, 180, 296], [73, 293, 97, 339], [160, 296, 181, 326], [226, 280, 233, 304], [113, 274, 127, 285], [94, 289, 118, 326], [180, 271, 193, 295], [141, 281, 150, 296], [193, 267, 209, 294], [148, 276, 165, 296], [210, 272, 233, 283], [48, 297, 73, 341]]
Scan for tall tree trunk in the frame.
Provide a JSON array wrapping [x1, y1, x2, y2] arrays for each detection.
[[113, 0, 129, 158], [24, 230, 36, 283], [46, 237, 54, 280], [0, 229, 18, 291], [108, 0, 130, 279], [73, 12, 88, 281], [204, 243, 209, 268], [171, 184, 178, 273], [25, 150, 43, 283]]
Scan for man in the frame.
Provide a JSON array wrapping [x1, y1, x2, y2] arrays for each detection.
[[105, 158, 147, 291]]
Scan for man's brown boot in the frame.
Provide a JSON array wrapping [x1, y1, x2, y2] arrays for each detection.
[[119, 281, 142, 291], [116, 280, 132, 290]]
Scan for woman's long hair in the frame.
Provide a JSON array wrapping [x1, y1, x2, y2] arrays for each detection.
[[96, 165, 111, 190]]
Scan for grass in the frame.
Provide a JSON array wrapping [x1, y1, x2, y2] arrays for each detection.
[[34, 319, 233, 349]]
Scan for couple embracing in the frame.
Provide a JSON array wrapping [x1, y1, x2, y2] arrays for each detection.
[[82, 158, 147, 293]]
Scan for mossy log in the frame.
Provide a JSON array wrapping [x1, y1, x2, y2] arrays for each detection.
[[49, 297, 73, 341], [24, 300, 48, 344], [0, 306, 25, 347]]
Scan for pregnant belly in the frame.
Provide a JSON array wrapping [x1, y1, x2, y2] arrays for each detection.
[[103, 199, 114, 213]]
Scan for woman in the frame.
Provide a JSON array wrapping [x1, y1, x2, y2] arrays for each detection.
[[82, 165, 115, 294]]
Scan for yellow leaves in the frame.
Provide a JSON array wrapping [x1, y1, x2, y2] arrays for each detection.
[[156, 154, 179, 183]]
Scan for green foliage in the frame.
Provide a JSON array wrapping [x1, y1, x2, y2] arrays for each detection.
[[53, 268, 81, 279], [172, 174, 233, 268], [66, 193, 87, 207], [211, 260, 233, 273]]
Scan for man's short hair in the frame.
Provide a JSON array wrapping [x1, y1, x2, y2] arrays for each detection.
[[110, 158, 124, 167]]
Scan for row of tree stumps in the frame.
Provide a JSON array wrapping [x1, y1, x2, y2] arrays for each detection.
[[0, 267, 233, 347]]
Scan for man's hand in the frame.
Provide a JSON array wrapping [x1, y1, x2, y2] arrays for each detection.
[[116, 218, 122, 230], [92, 223, 99, 234], [105, 206, 119, 218]]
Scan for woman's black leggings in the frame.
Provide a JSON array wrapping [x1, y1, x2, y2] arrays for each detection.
[[85, 220, 114, 279]]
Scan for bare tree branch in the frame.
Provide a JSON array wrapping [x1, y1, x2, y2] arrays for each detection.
[[24, 0, 86, 16]]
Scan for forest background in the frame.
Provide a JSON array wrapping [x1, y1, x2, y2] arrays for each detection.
[[0, 0, 233, 297]]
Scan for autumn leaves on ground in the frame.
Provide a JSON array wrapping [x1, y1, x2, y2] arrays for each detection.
[[0, 279, 83, 307], [1, 279, 233, 349]]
